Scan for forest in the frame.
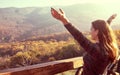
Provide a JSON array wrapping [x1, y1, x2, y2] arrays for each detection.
[[0, 30, 120, 70]]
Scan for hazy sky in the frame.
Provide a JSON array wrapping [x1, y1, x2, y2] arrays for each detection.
[[0, 0, 120, 8]]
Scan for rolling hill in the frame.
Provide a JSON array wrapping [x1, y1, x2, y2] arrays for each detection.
[[0, 3, 120, 42]]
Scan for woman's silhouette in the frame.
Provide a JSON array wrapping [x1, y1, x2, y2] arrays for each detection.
[[51, 8, 119, 75]]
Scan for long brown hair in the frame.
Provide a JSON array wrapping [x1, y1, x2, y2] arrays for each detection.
[[92, 20, 119, 61]]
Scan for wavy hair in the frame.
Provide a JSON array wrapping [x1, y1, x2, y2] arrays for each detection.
[[92, 20, 119, 61]]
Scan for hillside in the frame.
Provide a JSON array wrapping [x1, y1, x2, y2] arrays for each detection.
[[0, 30, 120, 70], [0, 3, 120, 42]]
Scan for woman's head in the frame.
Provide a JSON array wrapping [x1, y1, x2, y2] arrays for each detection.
[[91, 20, 111, 42], [91, 20, 118, 61]]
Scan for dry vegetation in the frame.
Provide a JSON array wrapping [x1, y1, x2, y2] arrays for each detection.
[[0, 30, 120, 70], [0, 37, 84, 70]]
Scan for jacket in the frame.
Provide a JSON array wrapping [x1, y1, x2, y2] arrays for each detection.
[[64, 23, 110, 75]]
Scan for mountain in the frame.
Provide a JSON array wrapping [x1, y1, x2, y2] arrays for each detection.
[[0, 7, 64, 42], [0, 3, 120, 42]]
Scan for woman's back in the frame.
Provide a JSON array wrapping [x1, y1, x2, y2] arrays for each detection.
[[82, 43, 110, 75], [64, 23, 111, 75]]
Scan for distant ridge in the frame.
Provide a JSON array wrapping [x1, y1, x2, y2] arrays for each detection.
[[0, 3, 119, 42]]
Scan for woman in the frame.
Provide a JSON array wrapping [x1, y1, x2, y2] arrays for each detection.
[[51, 8, 119, 75]]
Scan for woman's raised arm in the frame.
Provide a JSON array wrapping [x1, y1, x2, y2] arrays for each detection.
[[107, 14, 117, 25], [51, 8, 100, 58]]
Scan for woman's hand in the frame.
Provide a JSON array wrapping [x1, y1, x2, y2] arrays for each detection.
[[109, 14, 117, 20], [107, 14, 117, 24], [51, 8, 69, 25]]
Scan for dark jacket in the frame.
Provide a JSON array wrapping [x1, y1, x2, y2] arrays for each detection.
[[64, 23, 110, 75]]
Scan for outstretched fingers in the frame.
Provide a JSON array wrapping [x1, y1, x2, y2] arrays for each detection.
[[51, 8, 57, 17], [110, 14, 117, 19], [51, 8, 69, 24], [59, 8, 64, 14], [51, 8, 62, 20]]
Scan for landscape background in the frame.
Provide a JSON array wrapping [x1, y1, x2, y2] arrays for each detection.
[[0, 3, 120, 42], [0, 1, 120, 75]]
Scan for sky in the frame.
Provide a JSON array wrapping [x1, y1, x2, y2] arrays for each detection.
[[0, 0, 120, 8]]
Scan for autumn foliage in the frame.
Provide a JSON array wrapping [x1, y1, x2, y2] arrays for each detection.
[[0, 37, 84, 70], [0, 30, 120, 70]]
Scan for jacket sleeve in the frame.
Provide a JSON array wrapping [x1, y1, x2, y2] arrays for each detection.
[[64, 23, 100, 58], [107, 20, 112, 25]]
